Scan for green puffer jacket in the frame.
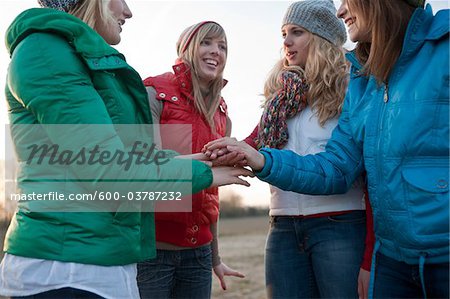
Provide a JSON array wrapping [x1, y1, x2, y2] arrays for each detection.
[[4, 8, 213, 266]]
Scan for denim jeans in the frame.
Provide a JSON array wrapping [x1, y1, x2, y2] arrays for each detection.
[[373, 252, 449, 298], [12, 288, 103, 299], [137, 245, 212, 299], [265, 211, 366, 299]]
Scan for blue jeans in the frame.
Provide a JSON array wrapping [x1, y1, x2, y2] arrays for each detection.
[[265, 211, 366, 299], [373, 252, 449, 298], [137, 245, 212, 299], [12, 288, 103, 299]]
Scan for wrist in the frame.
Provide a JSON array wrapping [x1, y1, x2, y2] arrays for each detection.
[[252, 152, 265, 172]]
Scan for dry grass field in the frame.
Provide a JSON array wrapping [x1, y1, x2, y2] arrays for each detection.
[[0, 216, 269, 299], [212, 216, 268, 299]]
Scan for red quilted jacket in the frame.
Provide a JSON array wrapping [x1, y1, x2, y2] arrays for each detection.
[[143, 62, 228, 247]]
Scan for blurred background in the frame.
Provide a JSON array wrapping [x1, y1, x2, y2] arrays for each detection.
[[0, 1, 448, 298]]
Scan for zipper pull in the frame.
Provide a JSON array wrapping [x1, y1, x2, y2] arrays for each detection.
[[383, 84, 389, 103]]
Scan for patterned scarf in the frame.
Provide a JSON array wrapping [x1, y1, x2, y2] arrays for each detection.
[[255, 71, 309, 149]]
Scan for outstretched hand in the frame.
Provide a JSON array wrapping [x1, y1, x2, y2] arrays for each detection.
[[213, 262, 245, 291], [204, 137, 265, 171], [203, 137, 238, 159], [211, 166, 254, 187]]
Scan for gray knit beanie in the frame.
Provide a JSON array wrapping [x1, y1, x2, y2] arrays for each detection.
[[282, 0, 347, 47], [38, 0, 81, 12]]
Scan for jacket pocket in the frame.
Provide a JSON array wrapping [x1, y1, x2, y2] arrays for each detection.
[[402, 164, 449, 237]]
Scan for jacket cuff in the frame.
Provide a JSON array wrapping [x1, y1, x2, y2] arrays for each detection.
[[255, 149, 273, 178], [192, 160, 213, 193]]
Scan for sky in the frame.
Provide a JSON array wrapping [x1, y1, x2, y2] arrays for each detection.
[[0, 0, 449, 207]]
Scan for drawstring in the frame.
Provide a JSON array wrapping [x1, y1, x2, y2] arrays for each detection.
[[368, 240, 381, 299], [419, 254, 427, 299]]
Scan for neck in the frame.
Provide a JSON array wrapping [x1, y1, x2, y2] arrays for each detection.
[[199, 80, 210, 94]]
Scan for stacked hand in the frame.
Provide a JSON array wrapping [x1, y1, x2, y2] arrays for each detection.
[[202, 137, 265, 171], [175, 150, 255, 187]]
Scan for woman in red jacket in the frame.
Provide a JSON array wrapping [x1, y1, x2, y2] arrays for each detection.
[[137, 21, 244, 299]]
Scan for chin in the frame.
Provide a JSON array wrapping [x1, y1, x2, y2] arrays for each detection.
[[104, 34, 121, 45]]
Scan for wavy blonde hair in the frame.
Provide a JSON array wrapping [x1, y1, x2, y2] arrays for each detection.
[[176, 23, 227, 132], [264, 33, 348, 126], [69, 0, 115, 32]]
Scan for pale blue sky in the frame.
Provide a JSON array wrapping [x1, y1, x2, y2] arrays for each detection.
[[0, 0, 448, 206]]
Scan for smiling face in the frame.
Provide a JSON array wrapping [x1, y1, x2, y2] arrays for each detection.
[[96, 0, 132, 45], [282, 24, 311, 68], [195, 35, 227, 86], [337, 0, 371, 43]]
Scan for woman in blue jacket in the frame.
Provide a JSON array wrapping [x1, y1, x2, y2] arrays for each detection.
[[205, 0, 449, 298]]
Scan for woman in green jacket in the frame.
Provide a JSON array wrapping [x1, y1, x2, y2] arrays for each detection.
[[0, 0, 251, 298]]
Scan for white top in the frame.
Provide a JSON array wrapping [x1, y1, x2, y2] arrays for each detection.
[[270, 106, 365, 216], [0, 253, 139, 298]]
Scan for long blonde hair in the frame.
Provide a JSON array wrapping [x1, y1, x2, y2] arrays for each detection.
[[264, 32, 348, 126], [176, 22, 227, 132], [69, 0, 115, 32]]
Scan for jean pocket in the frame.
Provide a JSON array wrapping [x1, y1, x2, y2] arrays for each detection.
[[327, 210, 366, 223], [195, 246, 212, 270], [137, 255, 162, 283]]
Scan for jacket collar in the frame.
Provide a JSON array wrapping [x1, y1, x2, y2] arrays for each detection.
[[400, 5, 449, 60], [6, 8, 118, 58]]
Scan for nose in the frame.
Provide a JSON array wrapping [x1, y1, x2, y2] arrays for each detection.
[[210, 43, 220, 55], [283, 34, 293, 47], [336, 1, 347, 19], [123, 0, 133, 19]]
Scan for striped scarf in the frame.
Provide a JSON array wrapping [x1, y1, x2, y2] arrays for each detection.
[[256, 71, 308, 149]]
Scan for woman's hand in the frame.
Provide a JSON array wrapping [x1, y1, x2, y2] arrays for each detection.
[[213, 262, 245, 290], [210, 166, 254, 187], [358, 268, 370, 299], [203, 137, 238, 159], [204, 138, 265, 171]]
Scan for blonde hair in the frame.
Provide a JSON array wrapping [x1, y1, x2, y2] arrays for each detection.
[[264, 32, 348, 126], [69, 0, 115, 32], [176, 22, 227, 132]]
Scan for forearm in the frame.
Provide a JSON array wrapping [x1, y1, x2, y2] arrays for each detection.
[[256, 148, 363, 195], [210, 222, 222, 267]]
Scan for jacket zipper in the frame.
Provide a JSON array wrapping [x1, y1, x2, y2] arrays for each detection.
[[376, 83, 388, 217], [383, 83, 389, 103]]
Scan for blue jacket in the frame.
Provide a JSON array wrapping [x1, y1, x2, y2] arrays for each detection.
[[257, 5, 449, 265]]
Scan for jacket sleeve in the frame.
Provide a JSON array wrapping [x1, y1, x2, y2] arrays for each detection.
[[7, 33, 212, 196], [361, 187, 375, 271], [243, 125, 258, 149], [146, 86, 163, 149], [255, 93, 364, 195]]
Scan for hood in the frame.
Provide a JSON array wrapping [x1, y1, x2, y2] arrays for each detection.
[[401, 5, 449, 58], [6, 8, 118, 58]]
